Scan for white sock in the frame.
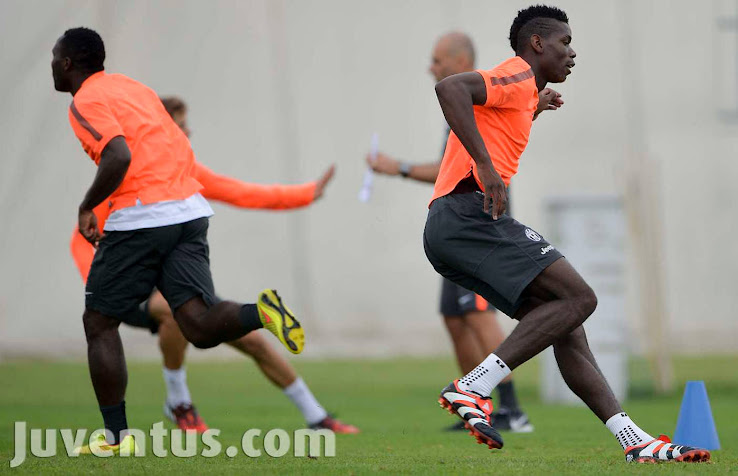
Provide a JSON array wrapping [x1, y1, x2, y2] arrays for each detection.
[[605, 412, 654, 449], [163, 366, 192, 408], [457, 353, 511, 397], [283, 377, 327, 425]]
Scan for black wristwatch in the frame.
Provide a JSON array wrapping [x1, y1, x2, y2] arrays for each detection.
[[399, 162, 412, 178]]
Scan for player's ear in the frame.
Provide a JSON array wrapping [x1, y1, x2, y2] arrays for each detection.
[[530, 34, 544, 54]]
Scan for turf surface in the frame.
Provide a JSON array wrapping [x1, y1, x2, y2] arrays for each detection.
[[1, 355, 735, 474]]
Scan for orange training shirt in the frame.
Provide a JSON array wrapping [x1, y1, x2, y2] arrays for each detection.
[[430, 56, 538, 206], [68, 71, 202, 212], [70, 163, 317, 283]]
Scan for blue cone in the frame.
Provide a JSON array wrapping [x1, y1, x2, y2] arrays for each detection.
[[673, 380, 720, 450]]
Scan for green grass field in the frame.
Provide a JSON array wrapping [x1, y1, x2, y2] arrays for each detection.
[[1, 355, 735, 474]]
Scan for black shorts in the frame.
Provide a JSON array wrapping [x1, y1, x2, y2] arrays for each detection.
[[85, 217, 217, 319], [119, 300, 160, 334], [423, 185, 563, 317], [439, 277, 495, 316]]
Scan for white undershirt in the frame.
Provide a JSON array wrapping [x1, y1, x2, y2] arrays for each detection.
[[103, 193, 214, 231]]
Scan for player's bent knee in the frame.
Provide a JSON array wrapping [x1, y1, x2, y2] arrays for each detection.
[[564, 289, 597, 328], [82, 309, 120, 341], [147, 292, 174, 323], [576, 287, 598, 319]]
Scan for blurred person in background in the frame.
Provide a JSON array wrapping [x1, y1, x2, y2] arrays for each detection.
[[368, 31, 542, 433], [69, 96, 358, 434]]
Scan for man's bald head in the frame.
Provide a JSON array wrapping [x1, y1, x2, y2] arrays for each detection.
[[439, 32, 476, 64], [429, 31, 476, 82]]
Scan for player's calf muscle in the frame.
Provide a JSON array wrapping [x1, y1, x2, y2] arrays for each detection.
[[230, 333, 268, 356]]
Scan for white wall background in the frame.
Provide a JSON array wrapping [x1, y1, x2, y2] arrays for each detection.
[[1, 0, 737, 361]]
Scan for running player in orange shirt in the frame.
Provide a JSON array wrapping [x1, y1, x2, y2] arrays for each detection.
[[53, 27, 307, 454], [69, 96, 358, 435], [427, 5, 709, 463], [367, 32, 558, 433]]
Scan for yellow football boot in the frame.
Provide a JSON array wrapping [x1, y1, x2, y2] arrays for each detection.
[[257, 289, 304, 354], [74, 433, 136, 456]]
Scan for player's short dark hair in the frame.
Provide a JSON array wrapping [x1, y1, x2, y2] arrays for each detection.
[[160, 96, 187, 118], [509, 5, 569, 53], [60, 27, 105, 73]]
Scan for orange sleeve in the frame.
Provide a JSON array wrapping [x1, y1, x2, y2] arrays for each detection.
[[70, 227, 96, 284], [475, 70, 508, 108], [68, 96, 125, 163], [192, 162, 316, 210]]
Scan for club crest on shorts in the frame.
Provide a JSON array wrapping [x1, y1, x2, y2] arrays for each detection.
[[525, 228, 542, 242]]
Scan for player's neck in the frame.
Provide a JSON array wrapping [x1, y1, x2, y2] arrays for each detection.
[[534, 74, 547, 92], [69, 71, 96, 96], [517, 53, 548, 92]]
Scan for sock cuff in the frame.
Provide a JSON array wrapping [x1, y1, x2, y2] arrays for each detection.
[[485, 353, 512, 375], [605, 412, 654, 449], [163, 366, 186, 377], [281, 377, 327, 425], [605, 412, 629, 431], [100, 400, 126, 413], [99, 401, 128, 444], [239, 304, 262, 332], [163, 366, 192, 407], [458, 353, 512, 397], [283, 377, 306, 396]]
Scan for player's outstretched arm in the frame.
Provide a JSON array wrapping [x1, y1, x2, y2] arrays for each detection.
[[193, 162, 334, 210], [78, 136, 131, 244], [365, 152, 440, 184], [533, 88, 563, 120], [312, 164, 335, 200], [435, 72, 507, 219]]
